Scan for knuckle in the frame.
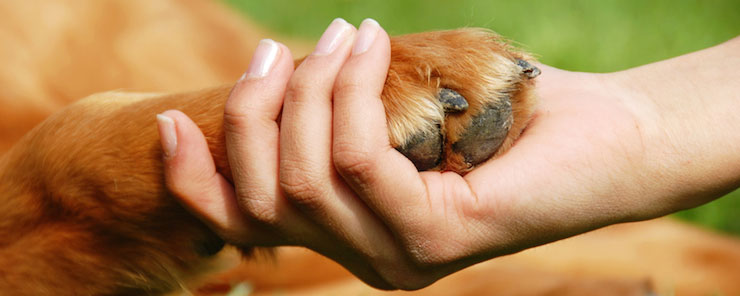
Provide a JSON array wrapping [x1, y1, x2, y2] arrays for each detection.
[[222, 112, 254, 145], [333, 142, 373, 173], [223, 108, 271, 139], [223, 109, 275, 143], [236, 190, 280, 226], [333, 78, 364, 98], [286, 75, 323, 104], [244, 202, 279, 226], [222, 110, 249, 133], [401, 233, 465, 268], [224, 89, 261, 124], [360, 246, 441, 290], [279, 176, 324, 206], [279, 162, 326, 206], [405, 245, 440, 268]]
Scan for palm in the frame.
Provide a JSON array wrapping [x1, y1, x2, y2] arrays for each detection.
[[386, 65, 644, 270]]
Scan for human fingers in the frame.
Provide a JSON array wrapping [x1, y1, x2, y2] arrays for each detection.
[[161, 34, 394, 287], [220, 39, 308, 245], [157, 110, 268, 245], [330, 21, 532, 282], [324, 19, 470, 288], [275, 19, 408, 287], [330, 18, 430, 239], [278, 19, 391, 247], [222, 38, 346, 251], [279, 18, 355, 217]]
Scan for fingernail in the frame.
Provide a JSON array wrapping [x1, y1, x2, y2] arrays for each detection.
[[313, 18, 352, 56], [352, 18, 380, 55], [244, 39, 280, 80], [156, 114, 177, 159]]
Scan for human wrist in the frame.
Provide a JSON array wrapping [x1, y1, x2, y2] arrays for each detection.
[[610, 38, 740, 216]]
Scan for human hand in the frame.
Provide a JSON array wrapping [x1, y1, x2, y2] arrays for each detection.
[[158, 18, 416, 289], [300, 37, 740, 288], [158, 16, 740, 288]]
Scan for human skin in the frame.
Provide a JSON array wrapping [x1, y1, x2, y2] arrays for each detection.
[[157, 18, 740, 289]]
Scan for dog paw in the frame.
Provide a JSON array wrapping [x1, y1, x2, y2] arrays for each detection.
[[383, 29, 539, 173]]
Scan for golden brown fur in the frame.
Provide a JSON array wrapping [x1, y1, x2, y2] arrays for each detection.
[[0, 26, 535, 293], [1, 1, 740, 296], [0, 0, 307, 155], [383, 30, 537, 172], [0, 89, 229, 294]]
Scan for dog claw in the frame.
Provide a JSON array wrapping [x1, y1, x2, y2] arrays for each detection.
[[396, 126, 443, 171], [437, 88, 468, 113], [451, 96, 513, 167], [516, 59, 541, 79]]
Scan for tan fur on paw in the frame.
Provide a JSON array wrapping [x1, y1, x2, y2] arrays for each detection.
[[383, 29, 538, 173]]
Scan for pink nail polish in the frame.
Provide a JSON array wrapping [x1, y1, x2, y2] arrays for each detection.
[[313, 18, 352, 56], [156, 114, 177, 159], [244, 39, 280, 79], [352, 18, 380, 55]]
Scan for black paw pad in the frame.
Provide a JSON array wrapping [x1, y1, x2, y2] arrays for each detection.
[[451, 96, 513, 166], [396, 125, 443, 171]]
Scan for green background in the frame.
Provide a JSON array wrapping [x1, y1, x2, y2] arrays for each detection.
[[223, 0, 740, 235]]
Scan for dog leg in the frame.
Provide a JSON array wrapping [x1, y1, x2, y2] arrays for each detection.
[[0, 29, 537, 295]]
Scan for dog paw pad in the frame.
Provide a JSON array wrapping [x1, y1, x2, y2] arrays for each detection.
[[396, 124, 443, 171], [451, 96, 513, 167]]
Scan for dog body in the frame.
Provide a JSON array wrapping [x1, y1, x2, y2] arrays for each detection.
[[0, 88, 230, 294], [1, 1, 740, 295], [0, 1, 259, 293]]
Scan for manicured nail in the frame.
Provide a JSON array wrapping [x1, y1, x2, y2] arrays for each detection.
[[156, 114, 177, 159], [244, 39, 280, 80], [313, 18, 352, 56], [352, 18, 380, 55]]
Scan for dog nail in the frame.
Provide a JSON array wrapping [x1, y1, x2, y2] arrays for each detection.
[[437, 88, 469, 113], [156, 114, 178, 159], [396, 125, 443, 171], [452, 96, 512, 167], [313, 18, 352, 56], [516, 59, 541, 79], [245, 39, 280, 79], [352, 18, 380, 55]]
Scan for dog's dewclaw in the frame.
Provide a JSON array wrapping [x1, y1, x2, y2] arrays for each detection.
[[437, 88, 469, 113], [517, 59, 541, 79]]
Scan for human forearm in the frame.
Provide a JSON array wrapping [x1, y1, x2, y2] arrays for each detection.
[[614, 36, 740, 215]]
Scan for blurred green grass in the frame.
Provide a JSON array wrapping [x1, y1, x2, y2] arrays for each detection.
[[223, 0, 740, 235]]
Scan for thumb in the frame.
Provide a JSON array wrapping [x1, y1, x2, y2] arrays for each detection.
[[156, 110, 259, 243]]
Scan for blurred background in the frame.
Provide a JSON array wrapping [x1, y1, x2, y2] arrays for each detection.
[[223, 0, 740, 235]]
